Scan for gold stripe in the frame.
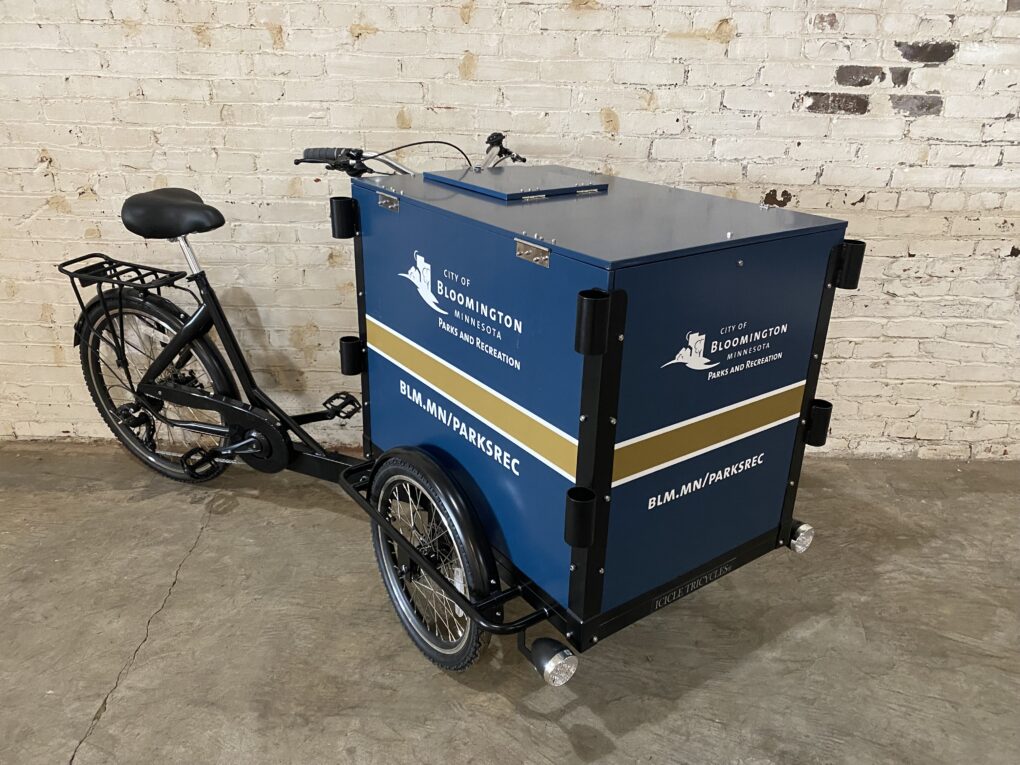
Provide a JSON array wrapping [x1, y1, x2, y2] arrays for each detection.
[[367, 318, 578, 478], [612, 384, 806, 483]]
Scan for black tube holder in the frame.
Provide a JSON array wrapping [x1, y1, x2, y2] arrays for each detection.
[[330, 196, 358, 239], [564, 486, 596, 548], [804, 399, 833, 447], [834, 239, 866, 290], [340, 335, 364, 376], [574, 289, 611, 355]]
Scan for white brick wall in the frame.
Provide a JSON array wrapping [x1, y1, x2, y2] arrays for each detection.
[[1, 1, 1018, 458]]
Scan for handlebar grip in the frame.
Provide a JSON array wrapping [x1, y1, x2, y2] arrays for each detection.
[[303, 148, 343, 162]]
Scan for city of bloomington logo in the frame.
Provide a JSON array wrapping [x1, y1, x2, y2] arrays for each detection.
[[663, 322, 791, 373], [399, 250, 447, 314], [661, 330, 718, 370], [397, 250, 524, 335]]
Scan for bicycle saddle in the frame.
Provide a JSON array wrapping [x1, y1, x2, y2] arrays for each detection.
[[121, 188, 225, 240]]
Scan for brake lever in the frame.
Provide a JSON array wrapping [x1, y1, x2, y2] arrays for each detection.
[[292, 158, 372, 178], [344, 159, 371, 177]]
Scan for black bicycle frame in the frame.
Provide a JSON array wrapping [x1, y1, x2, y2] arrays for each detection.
[[136, 271, 327, 456]]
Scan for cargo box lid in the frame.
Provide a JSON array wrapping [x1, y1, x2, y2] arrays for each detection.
[[422, 165, 608, 201], [354, 164, 846, 270]]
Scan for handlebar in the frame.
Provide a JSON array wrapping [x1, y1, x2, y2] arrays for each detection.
[[294, 146, 412, 177], [294, 147, 371, 176], [301, 147, 346, 163], [294, 136, 526, 178]]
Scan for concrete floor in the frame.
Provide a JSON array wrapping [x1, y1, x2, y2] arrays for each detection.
[[0, 443, 1017, 765]]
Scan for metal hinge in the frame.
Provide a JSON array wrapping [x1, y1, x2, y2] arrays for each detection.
[[516, 239, 550, 268], [377, 192, 399, 212]]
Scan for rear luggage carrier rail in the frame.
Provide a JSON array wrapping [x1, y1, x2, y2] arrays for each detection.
[[58, 252, 188, 292], [59, 252, 194, 332]]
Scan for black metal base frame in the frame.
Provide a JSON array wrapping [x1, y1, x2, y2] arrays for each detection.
[[490, 530, 777, 653]]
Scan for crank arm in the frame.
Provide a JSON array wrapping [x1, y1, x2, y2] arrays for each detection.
[[179, 434, 266, 478], [215, 434, 263, 457]]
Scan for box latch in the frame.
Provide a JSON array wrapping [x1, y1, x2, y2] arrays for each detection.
[[377, 192, 399, 212], [516, 239, 549, 268]]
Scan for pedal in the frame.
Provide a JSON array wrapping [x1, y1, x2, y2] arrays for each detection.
[[322, 392, 361, 420], [181, 447, 220, 479]]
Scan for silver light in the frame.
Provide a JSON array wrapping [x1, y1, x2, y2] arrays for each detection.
[[791, 522, 815, 554], [528, 638, 579, 686]]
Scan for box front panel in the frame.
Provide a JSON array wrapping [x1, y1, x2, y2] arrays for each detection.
[[356, 187, 610, 608], [602, 229, 844, 611]]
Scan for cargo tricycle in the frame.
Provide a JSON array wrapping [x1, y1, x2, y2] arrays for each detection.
[[59, 134, 864, 685]]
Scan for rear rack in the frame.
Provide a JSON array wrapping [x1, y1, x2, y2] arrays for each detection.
[[59, 252, 194, 327], [58, 253, 187, 291], [58, 253, 196, 369]]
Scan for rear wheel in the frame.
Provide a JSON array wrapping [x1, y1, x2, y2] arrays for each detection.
[[370, 457, 489, 671], [78, 290, 235, 482]]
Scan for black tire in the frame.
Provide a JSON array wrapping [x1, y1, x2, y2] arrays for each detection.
[[370, 456, 490, 671], [78, 289, 235, 483]]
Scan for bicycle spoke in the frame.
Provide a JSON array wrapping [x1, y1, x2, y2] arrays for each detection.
[[95, 352, 131, 390], [124, 322, 157, 361], [381, 476, 470, 650], [411, 578, 455, 641]]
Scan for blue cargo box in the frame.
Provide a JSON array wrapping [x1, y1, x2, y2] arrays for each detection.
[[351, 165, 855, 647]]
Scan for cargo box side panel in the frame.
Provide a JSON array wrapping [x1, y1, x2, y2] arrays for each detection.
[[602, 228, 845, 612], [355, 185, 611, 609]]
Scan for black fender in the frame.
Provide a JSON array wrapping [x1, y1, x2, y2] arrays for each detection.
[[74, 287, 185, 346], [370, 446, 500, 602]]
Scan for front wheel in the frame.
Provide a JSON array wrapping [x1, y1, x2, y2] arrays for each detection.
[[370, 455, 491, 671]]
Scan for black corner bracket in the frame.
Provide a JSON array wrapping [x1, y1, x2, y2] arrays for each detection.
[[564, 486, 596, 548], [574, 289, 611, 355], [804, 399, 833, 447], [834, 239, 866, 290], [330, 196, 358, 239]]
